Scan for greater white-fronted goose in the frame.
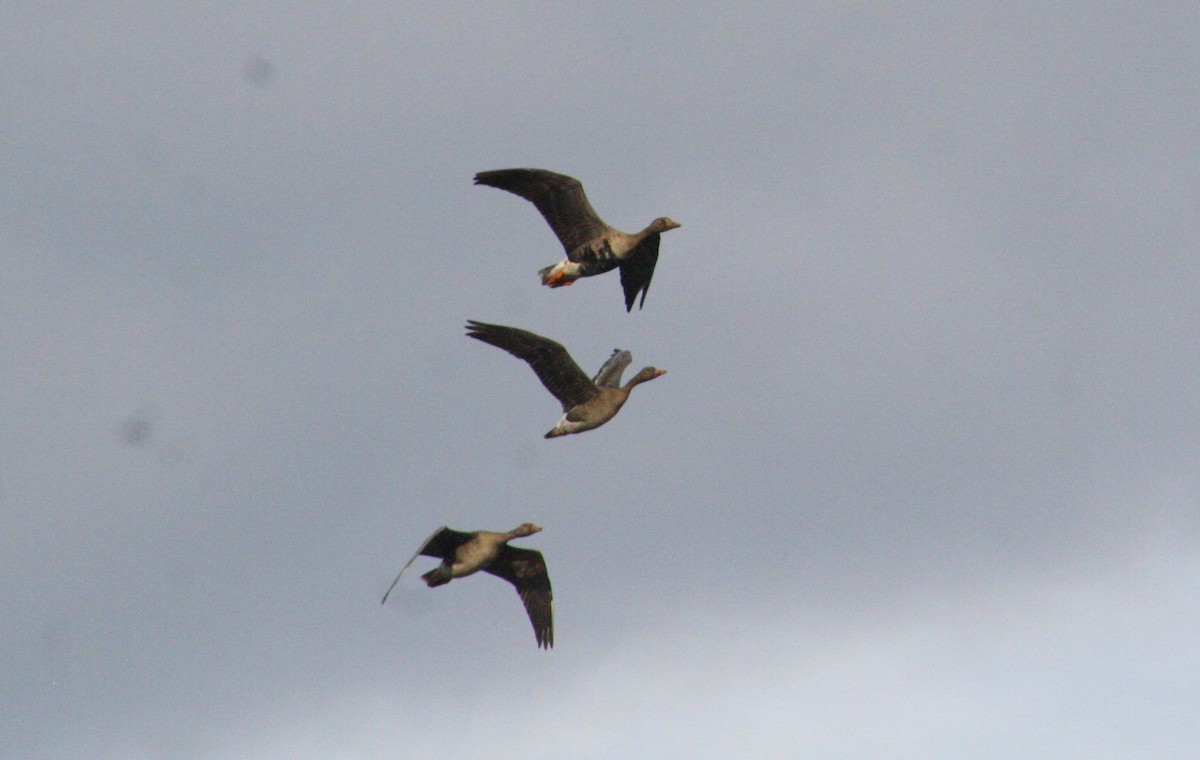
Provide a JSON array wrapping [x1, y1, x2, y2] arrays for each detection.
[[466, 320, 666, 438], [473, 168, 680, 311], [381, 523, 553, 649]]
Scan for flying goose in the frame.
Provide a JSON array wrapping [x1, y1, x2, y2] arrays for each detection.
[[473, 168, 680, 311], [381, 523, 553, 649], [466, 320, 666, 438]]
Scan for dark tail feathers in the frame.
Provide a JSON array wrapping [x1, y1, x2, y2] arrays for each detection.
[[422, 566, 451, 587]]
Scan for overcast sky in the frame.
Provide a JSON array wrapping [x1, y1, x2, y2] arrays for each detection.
[[3, 4, 1199, 758]]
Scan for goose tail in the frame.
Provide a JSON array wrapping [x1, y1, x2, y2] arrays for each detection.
[[539, 260, 576, 288], [421, 566, 451, 587]]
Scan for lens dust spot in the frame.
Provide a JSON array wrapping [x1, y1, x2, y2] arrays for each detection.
[[242, 56, 275, 88]]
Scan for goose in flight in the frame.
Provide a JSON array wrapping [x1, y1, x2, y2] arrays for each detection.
[[466, 320, 666, 438], [381, 523, 553, 649], [474, 168, 680, 311]]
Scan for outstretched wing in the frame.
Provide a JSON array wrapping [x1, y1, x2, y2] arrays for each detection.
[[474, 169, 610, 253], [466, 320, 598, 411], [591, 349, 632, 388], [486, 545, 554, 649], [618, 234, 661, 311], [380, 526, 473, 605]]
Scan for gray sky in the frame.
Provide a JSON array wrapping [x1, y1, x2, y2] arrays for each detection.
[[3, 3, 1199, 758]]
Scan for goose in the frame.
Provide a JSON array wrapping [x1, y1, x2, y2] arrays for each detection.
[[466, 320, 666, 438], [474, 168, 680, 311], [381, 523, 553, 649]]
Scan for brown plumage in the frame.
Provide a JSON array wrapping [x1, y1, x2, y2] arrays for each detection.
[[474, 168, 680, 311], [381, 523, 553, 649], [466, 320, 666, 438]]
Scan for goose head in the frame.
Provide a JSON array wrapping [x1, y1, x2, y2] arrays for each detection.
[[626, 367, 667, 388], [511, 523, 543, 538], [649, 217, 681, 234]]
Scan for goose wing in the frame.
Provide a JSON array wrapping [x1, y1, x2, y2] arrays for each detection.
[[474, 169, 609, 254], [591, 349, 632, 388], [466, 320, 598, 411], [486, 545, 554, 649], [380, 526, 473, 604], [618, 233, 661, 311]]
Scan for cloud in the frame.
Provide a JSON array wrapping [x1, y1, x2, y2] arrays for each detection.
[[3, 5, 1198, 759], [210, 542, 1200, 759]]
